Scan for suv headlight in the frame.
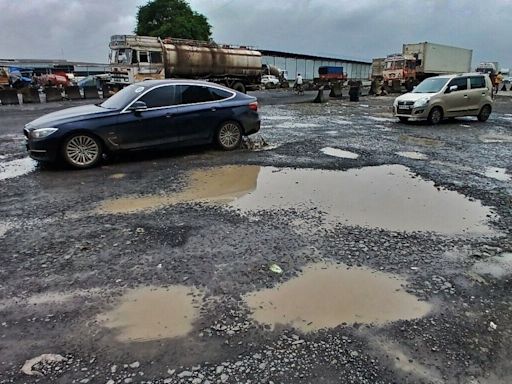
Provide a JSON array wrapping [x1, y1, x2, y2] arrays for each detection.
[[31, 128, 58, 139], [413, 97, 430, 108]]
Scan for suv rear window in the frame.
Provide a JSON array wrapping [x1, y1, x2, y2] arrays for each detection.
[[470, 76, 486, 89]]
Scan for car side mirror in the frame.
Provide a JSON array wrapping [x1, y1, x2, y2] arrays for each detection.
[[446, 85, 458, 93], [129, 101, 147, 112]]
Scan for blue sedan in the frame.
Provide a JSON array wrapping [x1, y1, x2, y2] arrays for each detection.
[[24, 80, 260, 168]]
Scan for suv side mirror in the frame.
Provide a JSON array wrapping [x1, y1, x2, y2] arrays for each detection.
[[446, 85, 458, 93], [129, 100, 147, 112]]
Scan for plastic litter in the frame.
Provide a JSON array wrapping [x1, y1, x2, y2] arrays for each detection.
[[269, 263, 283, 274]]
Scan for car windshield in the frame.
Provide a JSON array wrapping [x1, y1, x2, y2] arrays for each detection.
[[413, 78, 449, 93], [100, 84, 147, 109]]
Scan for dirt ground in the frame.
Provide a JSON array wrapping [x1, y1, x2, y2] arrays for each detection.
[[0, 91, 511, 384]]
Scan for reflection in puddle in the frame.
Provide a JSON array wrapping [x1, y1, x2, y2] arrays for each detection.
[[320, 147, 359, 159], [484, 167, 511, 182], [399, 135, 444, 147], [101, 165, 495, 234], [366, 116, 395, 123], [0, 157, 37, 181], [276, 122, 320, 129], [97, 285, 203, 342], [99, 166, 260, 213], [479, 134, 512, 143], [396, 151, 428, 160], [244, 263, 431, 332], [109, 173, 126, 180]]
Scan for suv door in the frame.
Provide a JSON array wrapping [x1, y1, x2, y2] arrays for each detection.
[[444, 77, 470, 115], [116, 85, 180, 149], [173, 85, 234, 143], [468, 75, 490, 112]]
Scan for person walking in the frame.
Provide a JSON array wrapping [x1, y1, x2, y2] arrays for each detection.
[[495, 71, 504, 95], [294, 73, 304, 95]]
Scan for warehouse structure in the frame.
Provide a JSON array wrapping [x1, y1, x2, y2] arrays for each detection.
[[260, 49, 371, 81]]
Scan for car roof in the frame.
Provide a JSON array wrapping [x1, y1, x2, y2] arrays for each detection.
[[137, 79, 232, 89], [435, 72, 488, 79]]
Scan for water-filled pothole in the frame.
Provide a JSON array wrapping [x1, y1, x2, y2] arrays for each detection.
[[99, 164, 495, 234], [396, 151, 428, 160], [483, 167, 511, 182], [320, 147, 360, 159], [97, 285, 204, 342], [0, 157, 37, 181], [244, 262, 432, 332]]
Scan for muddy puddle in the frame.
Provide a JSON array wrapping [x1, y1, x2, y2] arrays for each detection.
[[98, 166, 260, 214], [396, 151, 428, 160], [0, 157, 37, 181], [484, 167, 511, 182], [109, 173, 126, 180], [479, 134, 512, 143], [472, 253, 512, 279], [101, 164, 496, 234], [244, 262, 431, 332], [97, 285, 204, 342], [399, 135, 444, 147], [320, 147, 360, 159]]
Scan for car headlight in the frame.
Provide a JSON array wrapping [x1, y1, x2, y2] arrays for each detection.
[[413, 97, 430, 108], [31, 128, 58, 139]]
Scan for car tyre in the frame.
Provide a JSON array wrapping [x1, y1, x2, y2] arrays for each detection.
[[62, 133, 102, 169], [232, 82, 246, 93], [477, 105, 492, 122], [398, 116, 409, 123], [217, 121, 242, 151], [427, 107, 443, 125]]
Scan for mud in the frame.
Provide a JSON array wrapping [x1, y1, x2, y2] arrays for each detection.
[[245, 262, 431, 332]]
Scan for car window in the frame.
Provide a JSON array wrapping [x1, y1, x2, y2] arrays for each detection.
[[100, 83, 146, 109], [209, 87, 233, 100], [176, 85, 214, 104], [138, 86, 176, 108], [447, 77, 468, 91], [470, 76, 486, 89]]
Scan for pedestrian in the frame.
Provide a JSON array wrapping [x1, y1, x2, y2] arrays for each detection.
[[495, 71, 504, 94], [294, 73, 304, 95], [489, 71, 497, 98]]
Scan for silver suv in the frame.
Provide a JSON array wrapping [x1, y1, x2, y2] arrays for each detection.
[[393, 73, 493, 124]]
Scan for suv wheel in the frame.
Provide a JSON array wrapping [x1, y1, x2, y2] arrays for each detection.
[[427, 107, 443, 125], [477, 105, 492, 122]]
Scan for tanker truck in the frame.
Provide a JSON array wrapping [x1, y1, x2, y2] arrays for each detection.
[[108, 35, 262, 93]]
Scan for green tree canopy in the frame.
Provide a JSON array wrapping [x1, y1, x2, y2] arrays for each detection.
[[135, 0, 212, 41]]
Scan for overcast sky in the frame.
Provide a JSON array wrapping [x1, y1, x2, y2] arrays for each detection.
[[0, 0, 510, 69]]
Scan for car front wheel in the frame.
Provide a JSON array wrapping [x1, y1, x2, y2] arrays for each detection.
[[216, 121, 242, 150], [62, 133, 102, 169], [427, 107, 443, 125], [477, 105, 492, 122]]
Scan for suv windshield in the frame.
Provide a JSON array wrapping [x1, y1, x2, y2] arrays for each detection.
[[100, 84, 146, 109], [413, 78, 449, 93]]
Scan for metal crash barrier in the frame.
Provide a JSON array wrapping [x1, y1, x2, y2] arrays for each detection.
[[45, 87, 63, 102], [0, 89, 20, 105], [83, 86, 99, 99], [65, 86, 81, 100], [20, 88, 40, 103]]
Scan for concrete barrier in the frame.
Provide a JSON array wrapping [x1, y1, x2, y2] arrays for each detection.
[[65, 86, 81, 100], [0, 89, 20, 105], [314, 86, 327, 103], [20, 88, 40, 103], [391, 79, 402, 93], [329, 83, 343, 98], [83, 86, 99, 99], [44, 87, 63, 102]]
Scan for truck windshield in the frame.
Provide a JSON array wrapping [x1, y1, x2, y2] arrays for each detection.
[[413, 78, 449, 93], [110, 49, 131, 64], [100, 84, 146, 110]]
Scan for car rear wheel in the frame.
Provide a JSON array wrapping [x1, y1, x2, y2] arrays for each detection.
[[217, 121, 242, 151], [398, 116, 409, 123], [477, 105, 492, 122], [427, 107, 443, 125], [62, 133, 102, 169]]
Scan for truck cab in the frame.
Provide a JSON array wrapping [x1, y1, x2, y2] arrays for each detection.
[[383, 54, 416, 85], [109, 35, 165, 87]]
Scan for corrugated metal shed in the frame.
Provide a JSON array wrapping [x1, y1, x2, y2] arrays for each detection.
[[260, 49, 371, 81]]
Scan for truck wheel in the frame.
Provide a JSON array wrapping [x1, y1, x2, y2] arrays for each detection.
[[477, 105, 492, 122], [427, 107, 443, 125], [233, 82, 246, 93], [216, 121, 242, 150]]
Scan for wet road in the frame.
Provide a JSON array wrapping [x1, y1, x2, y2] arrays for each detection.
[[0, 92, 511, 383]]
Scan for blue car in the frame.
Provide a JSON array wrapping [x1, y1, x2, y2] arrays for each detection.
[[24, 80, 260, 169]]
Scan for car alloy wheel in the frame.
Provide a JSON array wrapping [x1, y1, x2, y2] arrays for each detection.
[[218, 122, 241, 150], [64, 134, 101, 168]]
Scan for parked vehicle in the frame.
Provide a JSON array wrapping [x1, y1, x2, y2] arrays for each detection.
[[393, 73, 493, 124], [24, 80, 260, 169], [262, 64, 288, 86], [108, 35, 262, 93], [384, 42, 473, 89], [318, 66, 347, 82], [261, 75, 280, 87], [476, 62, 499, 75], [371, 58, 385, 80]]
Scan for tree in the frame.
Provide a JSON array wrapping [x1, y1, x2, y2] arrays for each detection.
[[135, 0, 212, 41]]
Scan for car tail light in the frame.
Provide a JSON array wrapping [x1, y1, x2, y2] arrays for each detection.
[[248, 101, 258, 111]]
